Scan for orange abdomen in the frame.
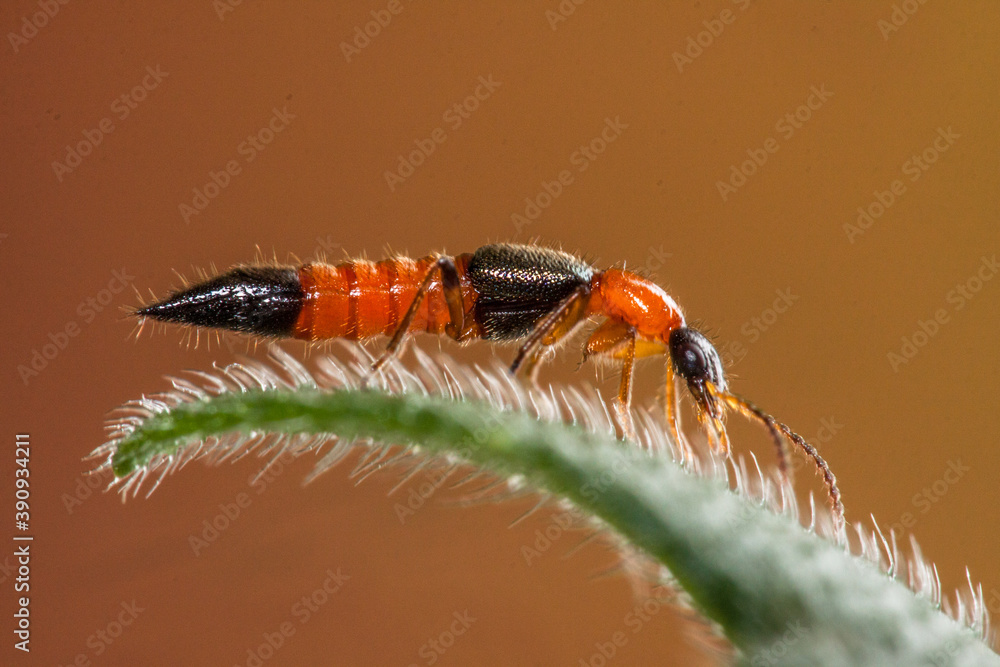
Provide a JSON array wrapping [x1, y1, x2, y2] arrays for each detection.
[[292, 255, 475, 341]]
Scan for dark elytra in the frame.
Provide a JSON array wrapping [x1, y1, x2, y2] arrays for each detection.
[[468, 244, 595, 340]]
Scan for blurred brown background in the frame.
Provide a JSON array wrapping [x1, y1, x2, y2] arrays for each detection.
[[2, 2, 999, 665]]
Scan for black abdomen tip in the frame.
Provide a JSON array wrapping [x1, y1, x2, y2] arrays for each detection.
[[137, 266, 303, 337]]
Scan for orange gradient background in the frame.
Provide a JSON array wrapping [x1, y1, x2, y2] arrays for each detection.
[[2, 2, 999, 665]]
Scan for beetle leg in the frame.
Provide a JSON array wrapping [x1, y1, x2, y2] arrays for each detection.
[[509, 285, 590, 381], [615, 328, 638, 441], [370, 256, 466, 375], [663, 362, 696, 463], [582, 319, 673, 442]]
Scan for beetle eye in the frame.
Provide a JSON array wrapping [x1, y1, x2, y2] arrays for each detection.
[[681, 346, 706, 373], [668, 327, 726, 390]]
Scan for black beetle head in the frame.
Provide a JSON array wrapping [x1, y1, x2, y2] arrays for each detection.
[[668, 327, 727, 417]]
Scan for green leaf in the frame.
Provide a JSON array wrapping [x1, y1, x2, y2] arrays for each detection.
[[95, 354, 998, 666]]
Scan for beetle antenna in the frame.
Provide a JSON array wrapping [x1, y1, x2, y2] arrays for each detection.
[[709, 384, 791, 482], [713, 387, 844, 529]]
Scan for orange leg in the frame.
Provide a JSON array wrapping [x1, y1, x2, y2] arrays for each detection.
[[663, 362, 695, 463], [701, 389, 731, 458], [370, 256, 470, 375], [584, 319, 667, 442], [615, 329, 638, 441], [510, 286, 590, 382]]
